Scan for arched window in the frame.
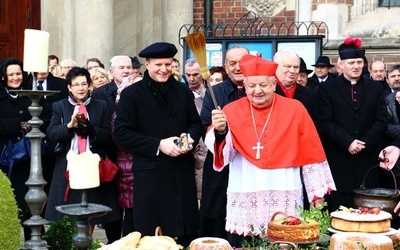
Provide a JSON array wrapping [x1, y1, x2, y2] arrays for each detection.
[[379, 0, 400, 7]]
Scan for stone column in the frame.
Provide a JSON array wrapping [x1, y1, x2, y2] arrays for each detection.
[[74, 0, 113, 67], [295, 0, 311, 22], [162, 0, 193, 64], [312, 4, 348, 39], [41, 0, 74, 61]]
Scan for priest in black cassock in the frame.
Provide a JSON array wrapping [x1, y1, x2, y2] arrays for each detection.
[[317, 37, 388, 213]]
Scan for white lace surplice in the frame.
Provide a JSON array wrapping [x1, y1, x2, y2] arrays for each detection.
[[205, 129, 336, 236]]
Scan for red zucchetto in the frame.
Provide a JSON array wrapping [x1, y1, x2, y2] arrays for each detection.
[[239, 54, 278, 77]]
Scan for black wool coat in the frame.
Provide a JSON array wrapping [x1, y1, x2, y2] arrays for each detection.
[[92, 80, 118, 115], [275, 83, 318, 121], [26, 73, 69, 133], [45, 98, 121, 224], [307, 73, 336, 89], [0, 87, 32, 224], [114, 71, 203, 238], [317, 75, 388, 194], [92, 80, 119, 161], [199, 78, 246, 220]]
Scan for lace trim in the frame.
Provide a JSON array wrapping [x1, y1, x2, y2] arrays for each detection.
[[226, 190, 303, 236], [302, 160, 337, 202]]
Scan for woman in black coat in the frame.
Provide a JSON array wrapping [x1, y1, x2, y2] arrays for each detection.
[[0, 57, 32, 240], [45, 67, 121, 243]]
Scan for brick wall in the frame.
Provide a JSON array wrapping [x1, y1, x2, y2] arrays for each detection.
[[192, 0, 400, 64], [193, 0, 294, 27]]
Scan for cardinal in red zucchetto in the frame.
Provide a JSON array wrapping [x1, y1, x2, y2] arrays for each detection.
[[204, 54, 336, 246]]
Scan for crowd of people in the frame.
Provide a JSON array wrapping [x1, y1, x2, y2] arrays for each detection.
[[2, 36, 400, 248]]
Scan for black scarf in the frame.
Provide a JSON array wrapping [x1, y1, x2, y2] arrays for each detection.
[[143, 70, 175, 108]]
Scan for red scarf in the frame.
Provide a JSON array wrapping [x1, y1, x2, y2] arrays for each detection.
[[276, 77, 296, 99], [77, 104, 88, 153], [64, 95, 90, 202]]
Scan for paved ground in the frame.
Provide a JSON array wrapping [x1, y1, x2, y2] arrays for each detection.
[[92, 225, 108, 245], [21, 225, 109, 247]]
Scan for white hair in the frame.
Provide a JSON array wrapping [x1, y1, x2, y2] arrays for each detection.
[[109, 55, 131, 70], [60, 58, 77, 67]]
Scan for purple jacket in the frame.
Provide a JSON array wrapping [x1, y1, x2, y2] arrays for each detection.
[[116, 149, 133, 209]]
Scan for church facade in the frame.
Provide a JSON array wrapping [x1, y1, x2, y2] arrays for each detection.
[[3, 0, 400, 68]]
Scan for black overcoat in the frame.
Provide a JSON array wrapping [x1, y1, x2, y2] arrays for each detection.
[[45, 98, 121, 224], [92, 80, 119, 161], [199, 78, 246, 221], [275, 83, 317, 121], [317, 75, 388, 195], [114, 71, 203, 237], [0, 87, 32, 227]]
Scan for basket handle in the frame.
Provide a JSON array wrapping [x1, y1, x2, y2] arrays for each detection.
[[359, 165, 398, 196], [270, 211, 287, 222], [269, 241, 298, 250]]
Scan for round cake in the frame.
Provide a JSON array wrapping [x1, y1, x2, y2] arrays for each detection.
[[267, 212, 320, 242], [329, 232, 393, 250], [330, 209, 391, 233], [189, 237, 231, 250]]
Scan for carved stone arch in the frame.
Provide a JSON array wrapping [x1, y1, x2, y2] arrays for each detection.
[[243, 0, 286, 17]]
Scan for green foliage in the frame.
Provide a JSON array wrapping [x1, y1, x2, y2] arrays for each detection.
[[43, 215, 76, 250], [43, 216, 103, 250], [241, 203, 332, 249], [90, 239, 102, 250], [241, 225, 271, 249], [0, 170, 23, 249], [295, 202, 331, 234]]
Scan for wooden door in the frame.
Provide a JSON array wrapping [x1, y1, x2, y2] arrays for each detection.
[[0, 0, 41, 60]]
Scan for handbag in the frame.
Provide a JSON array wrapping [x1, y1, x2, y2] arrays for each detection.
[[0, 137, 31, 165], [99, 156, 118, 182], [0, 137, 31, 177]]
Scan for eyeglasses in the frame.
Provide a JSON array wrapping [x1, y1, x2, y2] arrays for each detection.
[[70, 82, 89, 88]]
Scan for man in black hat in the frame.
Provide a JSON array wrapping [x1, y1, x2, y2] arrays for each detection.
[[307, 55, 335, 89], [296, 57, 313, 86], [130, 56, 143, 77], [113, 42, 203, 247], [317, 37, 388, 213]]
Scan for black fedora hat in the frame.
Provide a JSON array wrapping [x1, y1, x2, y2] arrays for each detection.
[[311, 56, 334, 67], [299, 58, 313, 74], [130, 56, 143, 68]]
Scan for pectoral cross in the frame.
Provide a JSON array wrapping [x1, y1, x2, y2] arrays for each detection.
[[252, 141, 263, 159]]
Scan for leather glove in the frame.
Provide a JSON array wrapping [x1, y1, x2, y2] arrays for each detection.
[[74, 119, 95, 138]]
